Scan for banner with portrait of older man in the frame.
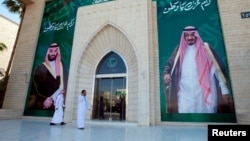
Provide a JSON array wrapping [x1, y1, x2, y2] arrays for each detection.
[[157, 0, 236, 122]]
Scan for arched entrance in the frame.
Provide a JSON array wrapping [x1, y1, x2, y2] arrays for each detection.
[[67, 23, 139, 122], [92, 51, 127, 121]]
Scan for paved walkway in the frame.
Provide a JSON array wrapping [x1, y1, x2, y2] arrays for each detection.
[[0, 118, 208, 141]]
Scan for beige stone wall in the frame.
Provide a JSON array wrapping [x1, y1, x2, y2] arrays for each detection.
[[2, 1, 45, 109], [0, 15, 18, 74], [149, 1, 161, 125], [1, 0, 250, 125], [218, 0, 250, 124], [66, 0, 153, 125]]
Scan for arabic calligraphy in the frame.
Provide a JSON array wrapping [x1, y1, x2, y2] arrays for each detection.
[[43, 18, 76, 32], [92, 0, 109, 4], [163, 0, 211, 14]]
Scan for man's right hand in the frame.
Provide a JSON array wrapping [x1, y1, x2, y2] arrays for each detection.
[[164, 74, 172, 85], [43, 97, 53, 109]]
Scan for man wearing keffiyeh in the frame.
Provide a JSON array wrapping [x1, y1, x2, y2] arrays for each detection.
[[28, 43, 68, 110], [163, 26, 233, 113]]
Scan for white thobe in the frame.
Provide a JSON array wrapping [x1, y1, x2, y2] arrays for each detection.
[[178, 45, 229, 113], [77, 95, 90, 128], [51, 94, 64, 123]]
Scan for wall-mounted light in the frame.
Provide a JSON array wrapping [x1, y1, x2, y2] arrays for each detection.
[[241, 11, 250, 19], [23, 72, 29, 83]]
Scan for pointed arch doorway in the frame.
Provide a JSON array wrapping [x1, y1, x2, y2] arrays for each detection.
[[92, 51, 127, 121]]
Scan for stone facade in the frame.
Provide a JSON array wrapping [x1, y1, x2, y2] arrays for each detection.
[[1, 0, 250, 125], [0, 0, 44, 119], [66, 0, 156, 125], [0, 15, 18, 75], [217, 0, 250, 123]]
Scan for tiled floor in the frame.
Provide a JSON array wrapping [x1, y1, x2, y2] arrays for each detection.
[[0, 118, 208, 141]]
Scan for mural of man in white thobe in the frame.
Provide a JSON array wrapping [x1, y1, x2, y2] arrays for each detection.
[[163, 26, 233, 113], [77, 90, 90, 129]]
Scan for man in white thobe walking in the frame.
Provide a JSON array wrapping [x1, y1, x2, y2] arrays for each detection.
[[50, 92, 66, 125]]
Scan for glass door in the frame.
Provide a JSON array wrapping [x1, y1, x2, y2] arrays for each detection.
[[93, 77, 126, 121]]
